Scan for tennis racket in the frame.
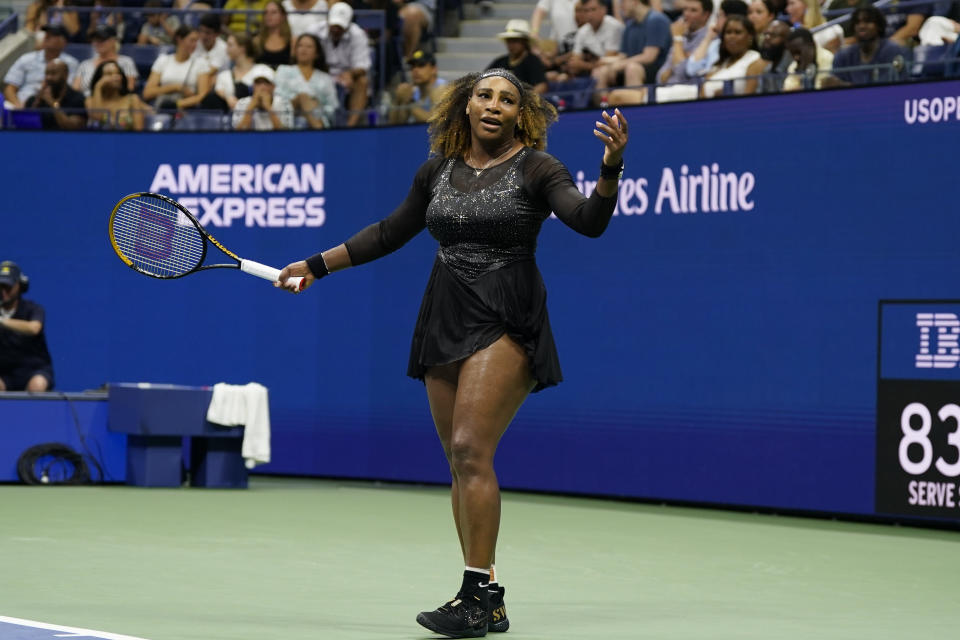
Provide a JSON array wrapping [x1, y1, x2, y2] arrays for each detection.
[[108, 192, 304, 291]]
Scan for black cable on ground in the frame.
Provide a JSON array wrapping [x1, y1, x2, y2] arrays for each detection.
[[17, 443, 91, 485]]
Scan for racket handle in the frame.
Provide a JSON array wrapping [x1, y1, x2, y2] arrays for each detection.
[[240, 259, 305, 291]]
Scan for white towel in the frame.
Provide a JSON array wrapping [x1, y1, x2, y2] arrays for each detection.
[[206, 382, 271, 469]]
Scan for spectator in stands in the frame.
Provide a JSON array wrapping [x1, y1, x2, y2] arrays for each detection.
[[0, 261, 54, 393], [784, 0, 842, 50], [275, 33, 338, 128], [606, 0, 713, 104], [173, 0, 213, 29], [487, 20, 549, 93], [566, 0, 624, 78], [209, 33, 265, 110], [387, 48, 446, 124], [73, 25, 138, 96], [782, 26, 833, 90], [232, 66, 294, 128], [194, 13, 231, 74], [395, 0, 436, 60], [757, 18, 791, 92], [143, 25, 213, 110], [138, 0, 179, 45], [23, 59, 86, 129], [784, 0, 817, 29], [223, 0, 268, 35], [701, 14, 765, 97], [309, 2, 371, 127], [24, 0, 80, 44], [540, 0, 589, 82], [87, 0, 125, 43], [285, 0, 329, 38], [592, 0, 671, 92], [830, 6, 908, 86], [685, 0, 747, 80], [656, 0, 712, 84], [86, 60, 151, 130], [884, 1, 933, 47], [531, 0, 578, 52], [255, 1, 294, 68], [3, 25, 78, 110], [747, 0, 774, 46]]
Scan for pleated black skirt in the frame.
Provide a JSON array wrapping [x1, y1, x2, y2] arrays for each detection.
[[407, 256, 563, 392]]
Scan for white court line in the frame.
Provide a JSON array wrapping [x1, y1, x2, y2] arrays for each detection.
[[0, 615, 151, 640]]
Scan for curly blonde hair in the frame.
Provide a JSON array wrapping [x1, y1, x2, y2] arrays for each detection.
[[427, 71, 559, 159]]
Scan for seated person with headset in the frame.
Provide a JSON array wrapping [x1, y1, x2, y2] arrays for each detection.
[[0, 261, 54, 392]]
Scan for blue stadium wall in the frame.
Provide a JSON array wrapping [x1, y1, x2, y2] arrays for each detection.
[[3, 79, 960, 520]]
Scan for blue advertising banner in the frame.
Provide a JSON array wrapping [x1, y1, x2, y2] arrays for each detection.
[[2, 79, 959, 519]]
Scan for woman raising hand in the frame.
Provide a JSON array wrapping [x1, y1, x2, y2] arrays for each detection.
[[278, 69, 628, 639]]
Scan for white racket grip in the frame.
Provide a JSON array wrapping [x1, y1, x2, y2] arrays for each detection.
[[240, 259, 305, 291]]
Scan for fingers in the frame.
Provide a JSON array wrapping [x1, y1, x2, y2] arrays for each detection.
[[595, 109, 628, 145], [593, 128, 614, 144], [600, 108, 628, 135], [613, 107, 628, 134]]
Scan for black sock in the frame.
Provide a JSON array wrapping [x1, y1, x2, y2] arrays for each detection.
[[460, 569, 489, 598]]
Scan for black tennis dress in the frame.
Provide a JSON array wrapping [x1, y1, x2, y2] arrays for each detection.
[[332, 147, 617, 392]]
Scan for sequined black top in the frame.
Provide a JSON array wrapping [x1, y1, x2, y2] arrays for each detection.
[[341, 148, 617, 281]]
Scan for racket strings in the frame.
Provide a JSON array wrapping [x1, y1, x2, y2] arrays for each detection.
[[112, 196, 205, 277]]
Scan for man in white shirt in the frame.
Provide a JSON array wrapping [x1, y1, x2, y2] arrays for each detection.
[[309, 2, 371, 126], [567, 0, 624, 77], [3, 25, 78, 109], [193, 14, 230, 74]]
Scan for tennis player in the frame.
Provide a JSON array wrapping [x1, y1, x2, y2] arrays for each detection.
[[278, 68, 628, 638]]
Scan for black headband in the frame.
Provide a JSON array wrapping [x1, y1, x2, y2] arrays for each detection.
[[475, 69, 524, 96]]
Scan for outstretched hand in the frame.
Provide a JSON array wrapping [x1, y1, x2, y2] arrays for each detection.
[[593, 108, 629, 167], [275, 260, 316, 294]]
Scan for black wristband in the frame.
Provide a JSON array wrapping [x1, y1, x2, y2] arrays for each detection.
[[600, 158, 624, 180], [305, 252, 330, 279]]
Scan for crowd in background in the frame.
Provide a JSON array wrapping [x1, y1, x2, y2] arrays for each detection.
[[511, 0, 960, 105], [3, 0, 380, 129], [2, 0, 960, 130]]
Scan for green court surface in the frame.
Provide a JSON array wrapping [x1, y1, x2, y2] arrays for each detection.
[[1, 476, 958, 640]]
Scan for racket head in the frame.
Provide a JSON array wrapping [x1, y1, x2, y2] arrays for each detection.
[[109, 192, 208, 279]]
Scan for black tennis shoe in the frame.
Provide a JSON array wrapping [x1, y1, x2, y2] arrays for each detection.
[[488, 586, 509, 633], [416, 591, 489, 638]]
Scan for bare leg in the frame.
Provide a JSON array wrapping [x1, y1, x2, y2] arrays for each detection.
[[623, 60, 647, 88], [607, 87, 647, 106], [452, 335, 535, 568], [425, 361, 465, 558], [399, 4, 428, 59]]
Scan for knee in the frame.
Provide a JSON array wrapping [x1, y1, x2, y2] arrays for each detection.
[[400, 5, 427, 28], [624, 62, 646, 85], [449, 436, 491, 478], [26, 375, 49, 392]]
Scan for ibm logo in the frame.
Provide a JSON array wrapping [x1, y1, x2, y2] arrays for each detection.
[[916, 313, 960, 368]]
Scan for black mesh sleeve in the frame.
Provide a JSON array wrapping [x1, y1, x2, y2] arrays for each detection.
[[342, 158, 444, 266], [524, 150, 617, 238]]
